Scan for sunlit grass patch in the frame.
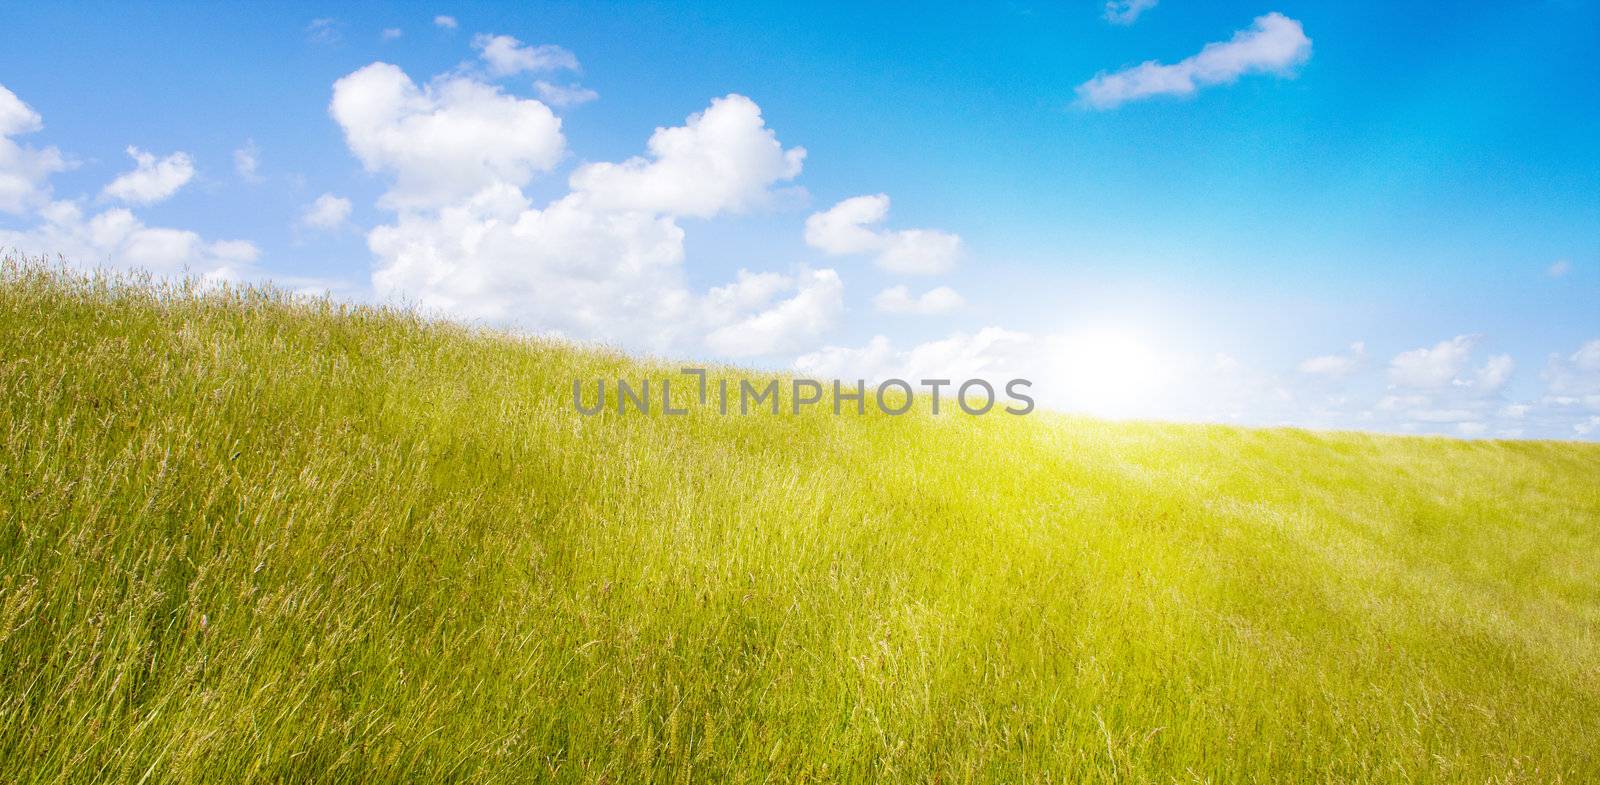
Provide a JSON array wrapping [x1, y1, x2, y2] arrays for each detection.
[[2, 260, 1597, 783]]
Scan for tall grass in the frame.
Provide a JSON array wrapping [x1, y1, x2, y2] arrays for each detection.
[[2, 259, 1598, 783]]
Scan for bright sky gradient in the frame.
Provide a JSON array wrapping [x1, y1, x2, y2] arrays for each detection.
[[3, 1, 1597, 438]]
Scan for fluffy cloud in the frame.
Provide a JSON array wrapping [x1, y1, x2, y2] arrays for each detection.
[[1298, 341, 1365, 377], [1104, 0, 1157, 25], [0, 200, 259, 278], [367, 187, 689, 342], [433, 15, 457, 30], [381, 28, 403, 42], [0, 83, 69, 214], [339, 62, 833, 356], [1076, 12, 1312, 109], [873, 284, 964, 315], [101, 146, 195, 205], [704, 269, 843, 357], [1475, 354, 1515, 392], [472, 34, 579, 76], [569, 94, 805, 218], [1388, 335, 1478, 388], [0, 84, 256, 281], [534, 81, 599, 108], [301, 193, 352, 230], [330, 62, 565, 209], [804, 194, 962, 274]]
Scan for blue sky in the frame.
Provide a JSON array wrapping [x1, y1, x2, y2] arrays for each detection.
[[2, 1, 1597, 437]]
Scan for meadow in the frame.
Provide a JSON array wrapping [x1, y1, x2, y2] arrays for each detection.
[[2, 259, 1598, 783]]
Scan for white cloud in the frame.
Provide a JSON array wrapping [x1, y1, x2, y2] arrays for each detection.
[[1076, 12, 1312, 109], [367, 188, 689, 343], [0, 84, 258, 282], [381, 28, 403, 41], [873, 284, 965, 315], [1298, 341, 1366, 377], [0, 83, 69, 214], [804, 194, 888, 255], [1388, 335, 1478, 389], [1104, 0, 1157, 25], [433, 15, 458, 30], [1542, 340, 1600, 416], [1546, 259, 1571, 278], [330, 62, 565, 209], [704, 269, 795, 322], [1474, 353, 1514, 392], [569, 94, 805, 218], [796, 327, 1034, 386], [233, 139, 260, 182], [101, 146, 195, 205], [472, 34, 579, 76], [534, 81, 599, 107], [0, 200, 258, 279], [301, 193, 353, 230], [704, 269, 843, 357], [340, 61, 832, 356], [804, 194, 962, 274]]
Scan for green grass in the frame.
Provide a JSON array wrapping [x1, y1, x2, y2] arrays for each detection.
[[2, 259, 1598, 784]]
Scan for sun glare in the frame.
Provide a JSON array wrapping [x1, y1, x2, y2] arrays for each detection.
[[1048, 327, 1172, 418]]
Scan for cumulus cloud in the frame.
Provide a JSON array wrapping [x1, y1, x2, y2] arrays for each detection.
[[570, 94, 805, 218], [472, 34, 579, 76], [0, 84, 258, 281], [804, 194, 962, 274], [1104, 0, 1157, 25], [337, 61, 832, 355], [1388, 335, 1478, 389], [0, 200, 259, 279], [1370, 336, 1532, 434], [433, 15, 457, 29], [534, 81, 599, 107], [367, 187, 689, 341], [0, 83, 69, 214], [101, 146, 195, 205], [1076, 12, 1312, 109], [873, 284, 964, 315], [301, 193, 352, 230], [704, 269, 843, 357], [381, 28, 403, 42], [330, 62, 565, 209], [1298, 341, 1365, 377], [1475, 353, 1515, 392]]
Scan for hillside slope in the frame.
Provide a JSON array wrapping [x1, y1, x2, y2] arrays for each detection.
[[3, 262, 1599, 783]]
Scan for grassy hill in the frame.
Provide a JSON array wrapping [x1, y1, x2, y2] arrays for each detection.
[[3, 260, 1598, 783]]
